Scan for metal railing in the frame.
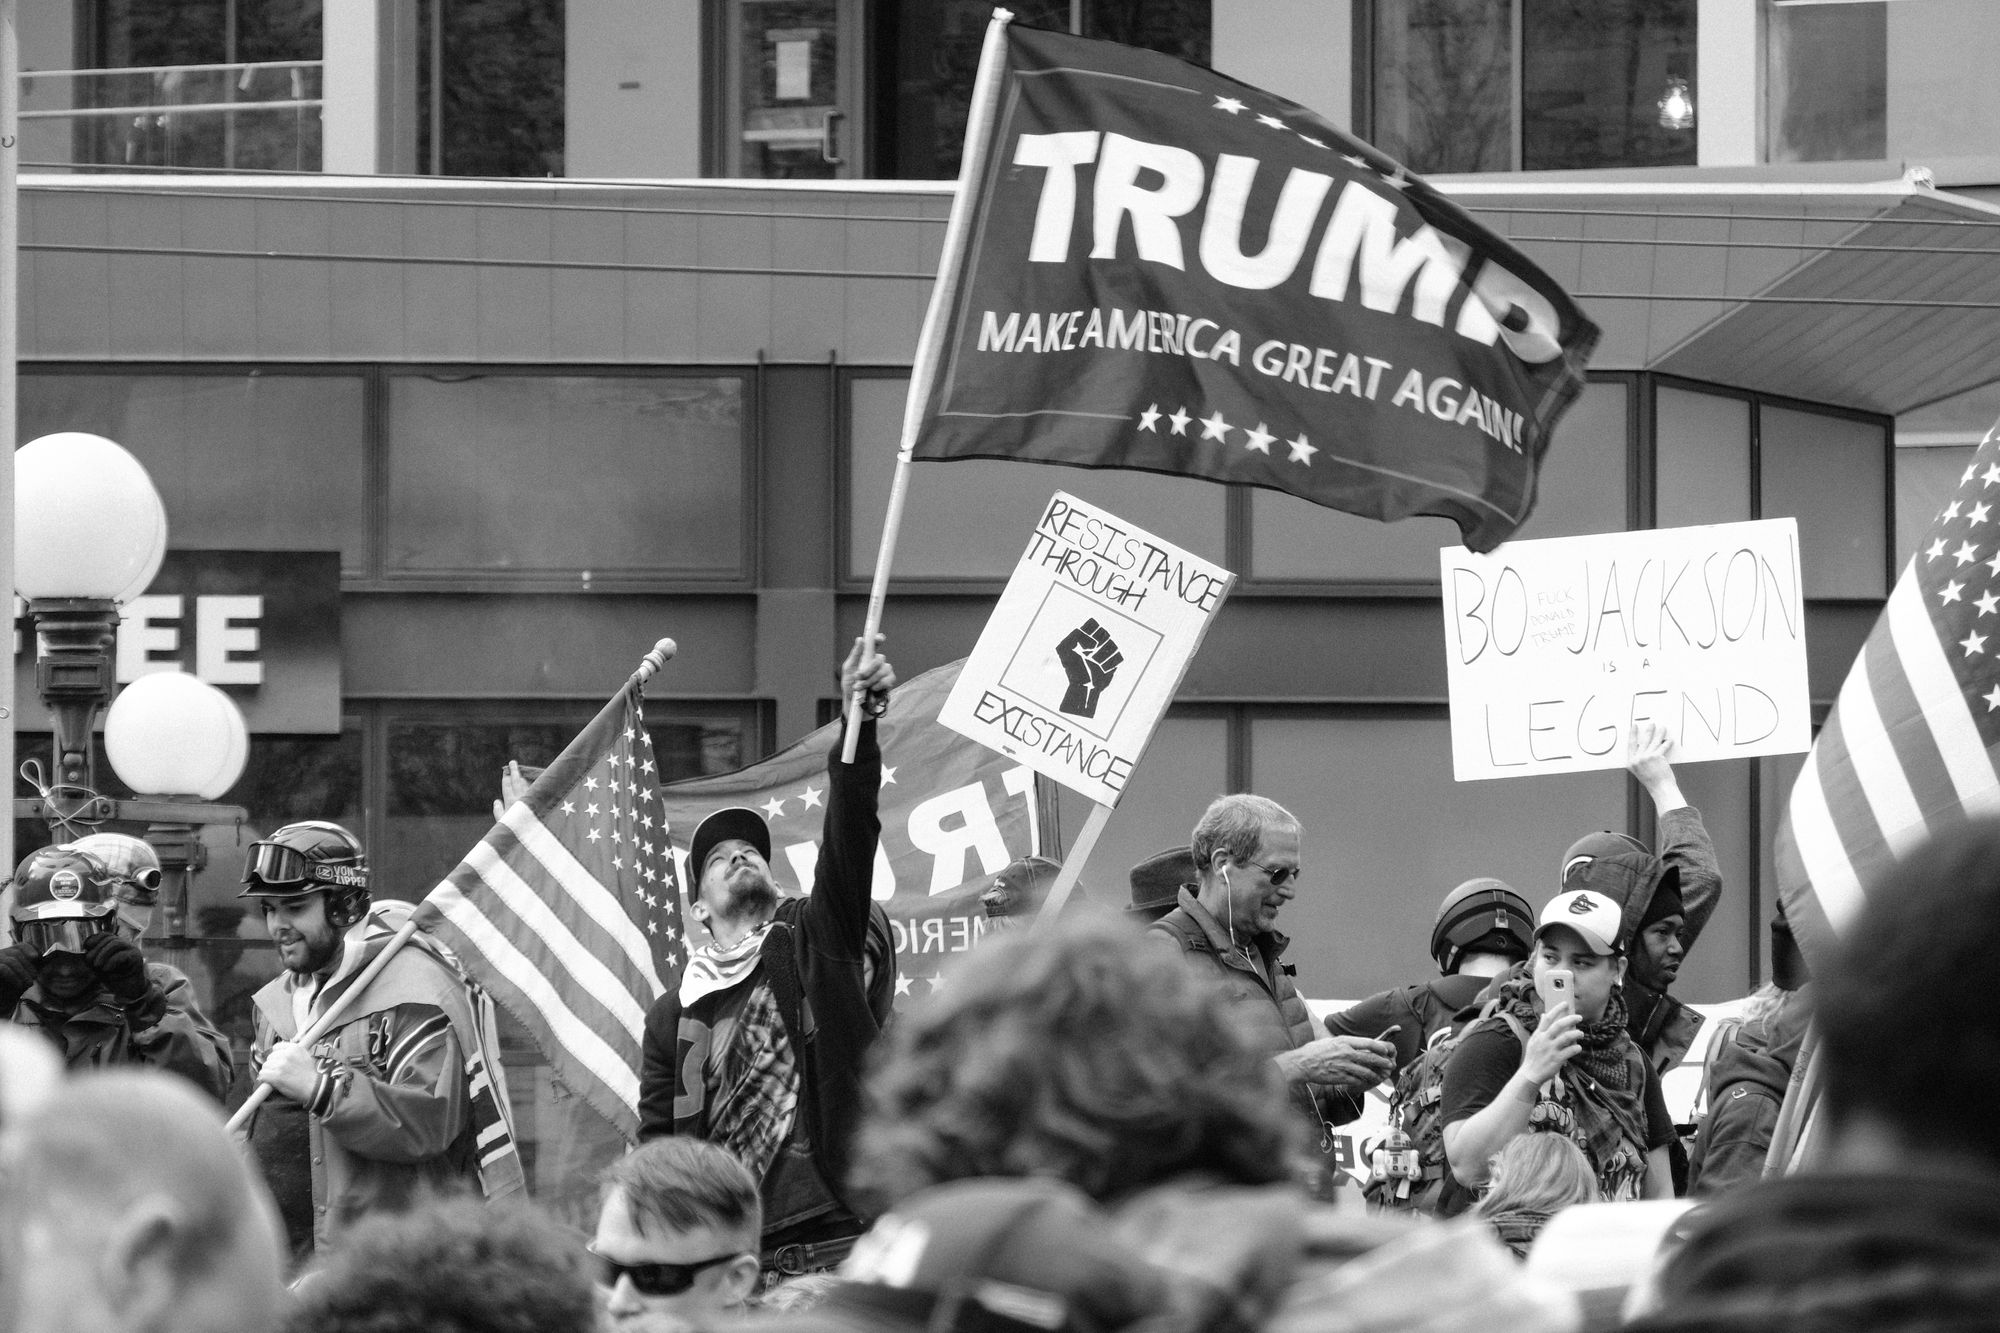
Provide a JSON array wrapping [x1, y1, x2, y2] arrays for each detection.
[[20, 61, 323, 172]]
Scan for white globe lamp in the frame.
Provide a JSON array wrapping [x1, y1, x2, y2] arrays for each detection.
[[105, 672, 251, 800]]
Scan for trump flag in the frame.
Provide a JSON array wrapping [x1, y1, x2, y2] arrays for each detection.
[[906, 18, 1599, 553]]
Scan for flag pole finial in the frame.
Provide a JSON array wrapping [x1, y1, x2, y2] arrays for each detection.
[[632, 638, 677, 691]]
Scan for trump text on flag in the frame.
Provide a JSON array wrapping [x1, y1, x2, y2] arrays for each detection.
[[940, 492, 1235, 806], [1441, 519, 1810, 781], [909, 23, 1599, 554]]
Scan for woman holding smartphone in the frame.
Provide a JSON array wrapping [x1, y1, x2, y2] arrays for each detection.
[[1433, 889, 1676, 1216]]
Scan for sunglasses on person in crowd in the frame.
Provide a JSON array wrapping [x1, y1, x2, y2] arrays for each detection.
[[587, 1248, 745, 1297], [1243, 857, 1302, 887], [19, 919, 102, 955]]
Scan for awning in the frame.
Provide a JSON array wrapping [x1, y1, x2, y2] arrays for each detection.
[[1439, 175, 2000, 416]]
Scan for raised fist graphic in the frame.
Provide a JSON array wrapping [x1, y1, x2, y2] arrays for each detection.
[[1055, 618, 1124, 718]]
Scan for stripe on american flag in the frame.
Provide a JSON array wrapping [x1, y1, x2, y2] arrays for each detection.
[[414, 685, 687, 1139], [1778, 421, 2000, 966]]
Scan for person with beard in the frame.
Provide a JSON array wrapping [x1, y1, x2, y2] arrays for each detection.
[[0, 847, 232, 1097], [238, 820, 511, 1265], [1629, 817, 2000, 1333], [1437, 888, 1675, 1215], [637, 637, 898, 1279]]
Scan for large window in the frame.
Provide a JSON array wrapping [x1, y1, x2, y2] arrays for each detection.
[[385, 372, 749, 581], [21, 370, 369, 573], [1765, 0, 1886, 163], [845, 374, 1227, 580], [1367, 0, 1696, 174], [1249, 379, 1630, 583], [1655, 382, 1889, 599]]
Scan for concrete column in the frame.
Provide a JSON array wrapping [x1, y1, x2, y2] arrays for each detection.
[[322, 0, 417, 174], [1211, 0, 1353, 129], [1697, 0, 1758, 166]]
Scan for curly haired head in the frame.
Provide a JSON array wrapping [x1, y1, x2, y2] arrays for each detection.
[[852, 910, 1300, 1206], [283, 1198, 595, 1333]]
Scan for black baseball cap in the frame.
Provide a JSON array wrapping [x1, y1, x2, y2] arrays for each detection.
[[687, 807, 772, 883]]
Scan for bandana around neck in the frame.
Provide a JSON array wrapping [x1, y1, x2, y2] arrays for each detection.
[[679, 921, 777, 1006]]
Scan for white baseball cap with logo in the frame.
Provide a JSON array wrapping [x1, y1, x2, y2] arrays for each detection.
[[1535, 889, 1622, 956]]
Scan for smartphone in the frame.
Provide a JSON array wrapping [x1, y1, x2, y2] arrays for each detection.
[[1535, 968, 1575, 1012]]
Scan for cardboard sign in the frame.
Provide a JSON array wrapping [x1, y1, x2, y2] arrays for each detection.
[[1442, 519, 1809, 781], [940, 492, 1235, 806]]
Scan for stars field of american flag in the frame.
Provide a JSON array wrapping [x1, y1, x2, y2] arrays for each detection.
[[414, 683, 685, 1139], [1775, 417, 2000, 966]]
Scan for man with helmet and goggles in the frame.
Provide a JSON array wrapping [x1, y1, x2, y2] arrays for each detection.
[[236, 819, 498, 1265], [0, 845, 232, 1096]]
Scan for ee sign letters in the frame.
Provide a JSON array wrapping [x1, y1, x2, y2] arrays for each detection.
[[941, 492, 1235, 806], [1441, 519, 1810, 781]]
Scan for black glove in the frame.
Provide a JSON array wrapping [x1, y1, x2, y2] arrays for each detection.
[[83, 931, 154, 1007], [0, 943, 39, 1010]]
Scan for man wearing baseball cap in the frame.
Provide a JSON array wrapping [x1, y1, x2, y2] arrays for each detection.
[[637, 637, 898, 1279], [1435, 887, 1676, 1215]]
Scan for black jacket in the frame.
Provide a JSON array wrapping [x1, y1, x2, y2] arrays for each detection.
[[637, 721, 896, 1238]]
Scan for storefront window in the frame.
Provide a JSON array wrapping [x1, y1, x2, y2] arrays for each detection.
[[384, 374, 747, 580], [1248, 379, 1630, 583], [20, 371, 368, 573], [1760, 405, 1887, 599], [1656, 386, 1751, 530], [845, 376, 1225, 580]]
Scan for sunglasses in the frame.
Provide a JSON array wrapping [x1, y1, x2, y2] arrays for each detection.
[[589, 1248, 744, 1297], [1242, 857, 1302, 887]]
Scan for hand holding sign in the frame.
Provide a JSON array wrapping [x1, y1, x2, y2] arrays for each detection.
[[1056, 619, 1124, 718]]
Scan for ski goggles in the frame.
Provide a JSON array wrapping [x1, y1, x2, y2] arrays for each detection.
[[20, 918, 101, 956], [588, 1249, 746, 1297], [241, 842, 368, 891], [112, 868, 163, 905]]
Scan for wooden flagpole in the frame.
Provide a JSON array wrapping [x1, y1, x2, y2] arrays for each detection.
[[843, 7, 1016, 762]]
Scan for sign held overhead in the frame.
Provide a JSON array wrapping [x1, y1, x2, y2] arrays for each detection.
[[940, 492, 1235, 806], [1442, 519, 1810, 781]]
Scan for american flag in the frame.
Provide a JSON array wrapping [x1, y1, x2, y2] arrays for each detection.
[[1775, 417, 2000, 968], [413, 684, 685, 1139]]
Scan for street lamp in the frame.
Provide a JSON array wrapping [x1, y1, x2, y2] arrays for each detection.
[[105, 671, 250, 942], [15, 431, 167, 797], [13, 431, 245, 950]]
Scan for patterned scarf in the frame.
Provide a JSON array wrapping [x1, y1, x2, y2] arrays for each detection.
[[1490, 973, 1651, 1198], [705, 979, 800, 1182], [680, 922, 776, 1006]]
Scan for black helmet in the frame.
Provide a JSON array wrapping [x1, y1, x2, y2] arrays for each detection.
[[240, 821, 370, 927], [1430, 877, 1533, 974]]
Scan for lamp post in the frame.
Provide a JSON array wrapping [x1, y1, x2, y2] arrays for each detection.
[[14, 432, 168, 803], [105, 671, 250, 943], [13, 433, 245, 953]]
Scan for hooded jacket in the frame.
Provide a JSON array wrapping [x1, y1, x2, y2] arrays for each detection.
[[1564, 807, 1722, 1075]]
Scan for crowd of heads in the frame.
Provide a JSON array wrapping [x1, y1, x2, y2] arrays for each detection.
[[4, 789, 1997, 1333]]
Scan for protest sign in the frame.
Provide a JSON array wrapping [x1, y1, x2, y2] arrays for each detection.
[[1442, 519, 1809, 781], [939, 491, 1234, 806]]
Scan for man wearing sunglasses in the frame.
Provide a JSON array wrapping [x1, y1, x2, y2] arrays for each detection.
[[591, 1138, 763, 1330], [0, 846, 233, 1098], [1150, 795, 1397, 1180]]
